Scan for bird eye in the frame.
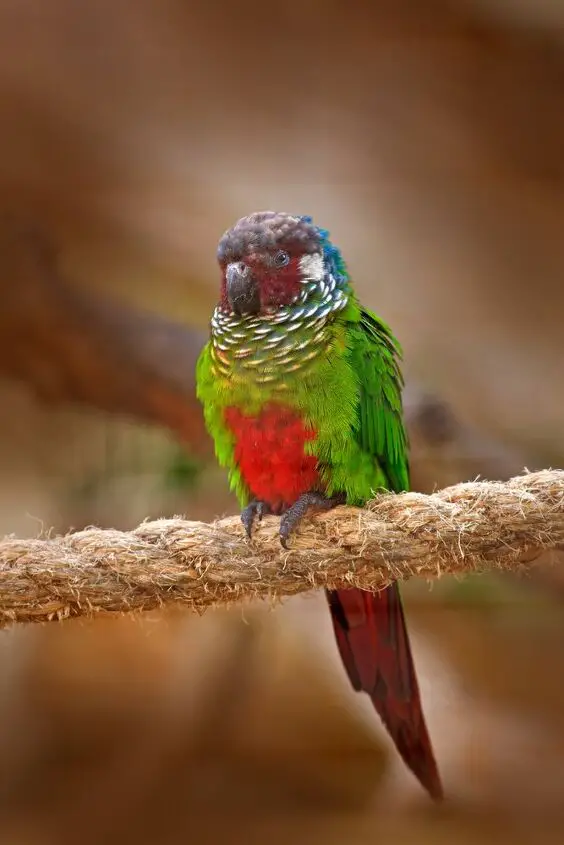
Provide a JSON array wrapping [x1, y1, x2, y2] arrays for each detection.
[[272, 250, 290, 268]]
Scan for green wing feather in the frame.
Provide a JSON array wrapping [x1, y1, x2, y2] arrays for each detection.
[[330, 307, 443, 800], [348, 307, 409, 494]]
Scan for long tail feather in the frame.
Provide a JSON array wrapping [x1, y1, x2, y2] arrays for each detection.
[[326, 583, 443, 800]]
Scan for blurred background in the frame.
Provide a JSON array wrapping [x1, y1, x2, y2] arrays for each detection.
[[0, 0, 563, 842]]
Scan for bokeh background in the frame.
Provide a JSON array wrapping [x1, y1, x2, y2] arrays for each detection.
[[0, 1, 563, 842]]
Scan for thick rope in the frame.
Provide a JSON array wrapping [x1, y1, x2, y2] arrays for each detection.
[[0, 470, 562, 625]]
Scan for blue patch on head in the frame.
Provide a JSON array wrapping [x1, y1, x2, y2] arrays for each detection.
[[298, 215, 348, 283]]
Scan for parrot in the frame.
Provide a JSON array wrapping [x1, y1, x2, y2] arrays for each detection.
[[196, 211, 443, 800]]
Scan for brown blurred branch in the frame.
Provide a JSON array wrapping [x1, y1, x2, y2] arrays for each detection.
[[0, 217, 533, 486], [0, 218, 211, 455], [0, 470, 561, 626]]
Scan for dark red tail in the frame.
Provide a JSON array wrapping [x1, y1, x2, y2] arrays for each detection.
[[326, 583, 443, 800]]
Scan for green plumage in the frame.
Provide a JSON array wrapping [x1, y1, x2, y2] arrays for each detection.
[[197, 292, 409, 504], [196, 211, 442, 800]]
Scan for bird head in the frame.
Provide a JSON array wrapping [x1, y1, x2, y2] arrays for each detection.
[[216, 211, 349, 317]]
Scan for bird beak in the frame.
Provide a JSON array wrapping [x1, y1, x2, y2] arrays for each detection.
[[226, 262, 260, 315]]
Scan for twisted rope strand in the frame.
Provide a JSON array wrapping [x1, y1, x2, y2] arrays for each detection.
[[0, 470, 562, 625]]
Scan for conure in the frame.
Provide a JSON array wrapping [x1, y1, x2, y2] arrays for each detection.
[[196, 211, 442, 800]]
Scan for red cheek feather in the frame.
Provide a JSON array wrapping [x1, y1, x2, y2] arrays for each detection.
[[257, 256, 302, 308], [218, 256, 303, 312], [224, 404, 320, 510]]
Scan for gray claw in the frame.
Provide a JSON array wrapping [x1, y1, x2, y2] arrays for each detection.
[[241, 500, 269, 538]]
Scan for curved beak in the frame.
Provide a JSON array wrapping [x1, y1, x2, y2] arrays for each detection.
[[226, 262, 260, 315]]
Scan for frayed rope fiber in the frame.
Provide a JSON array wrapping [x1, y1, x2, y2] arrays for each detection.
[[0, 470, 563, 626]]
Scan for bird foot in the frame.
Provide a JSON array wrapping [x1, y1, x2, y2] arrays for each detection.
[[241, 499, 272, 538], [279, 491, 346, 549]]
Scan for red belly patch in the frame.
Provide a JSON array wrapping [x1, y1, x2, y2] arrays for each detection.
[[224, 403, 320, 511]]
